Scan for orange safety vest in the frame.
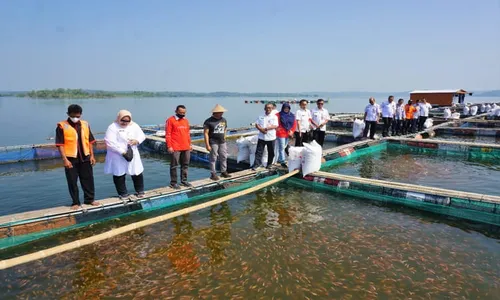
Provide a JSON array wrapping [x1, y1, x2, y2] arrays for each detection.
[[405, 104, 416, 120], [57, 120, 91, 158]]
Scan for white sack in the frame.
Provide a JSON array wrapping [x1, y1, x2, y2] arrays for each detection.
[[301, 140, 323, 177], [470, 106, 478, 116], [236, 137, 250, 163], [463, 106, 470, 116], [287, 146, 304, 172], [352, 119, 365, 138], [424, 118, 433, 129], [443, 108, 451, 119]]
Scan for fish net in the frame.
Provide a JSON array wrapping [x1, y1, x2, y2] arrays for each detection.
[[0, 174, 278, 251], [321, 143, 387, 169], [286, 178, 500, 226]]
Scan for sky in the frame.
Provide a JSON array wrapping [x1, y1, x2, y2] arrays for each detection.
[[0, 0, 499, 92]]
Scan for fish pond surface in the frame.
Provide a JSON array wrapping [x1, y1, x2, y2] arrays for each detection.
[[0, 153, 210, 216], [431, 134, 500, 144], [0, 185, 499, 299], [325, 145, 500, 196]]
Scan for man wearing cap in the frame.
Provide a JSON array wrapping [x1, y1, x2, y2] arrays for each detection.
[[204, 104, 231, 181]]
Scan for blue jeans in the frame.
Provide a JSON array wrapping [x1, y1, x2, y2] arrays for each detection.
[[277, 137, 288, 163]]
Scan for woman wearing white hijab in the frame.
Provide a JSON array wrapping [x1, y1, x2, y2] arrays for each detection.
[[104, 110, 146, 199]]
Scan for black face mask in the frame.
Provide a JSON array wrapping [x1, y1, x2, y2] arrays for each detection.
[[176, 114, 185, 119]]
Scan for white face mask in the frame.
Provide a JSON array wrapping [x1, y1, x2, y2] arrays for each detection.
[[70, 117, 80, 123]]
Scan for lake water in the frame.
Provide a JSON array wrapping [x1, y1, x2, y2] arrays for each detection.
[[1, 95, 499, 146], [1, 95, 500, 298], [0, 185, 499, 298]]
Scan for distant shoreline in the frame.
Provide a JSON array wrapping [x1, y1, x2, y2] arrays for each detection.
[[0, 88, 499, 99], [0, 89, 319, 99]]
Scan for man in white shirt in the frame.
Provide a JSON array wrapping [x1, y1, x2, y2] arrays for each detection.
[[295, 99, 318, 146], [252, 103, 279, 170], [363, 97, 380, 139], [418, 98, 432, 131], [392, 98, 405, 136], [381, 95, 396, 137], [412, 99, 421, 133], [311, 99, 330, 147]]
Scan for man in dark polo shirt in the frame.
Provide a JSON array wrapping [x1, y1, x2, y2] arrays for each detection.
[[204, 104, 231, 181], [56, 104, 100, 210]]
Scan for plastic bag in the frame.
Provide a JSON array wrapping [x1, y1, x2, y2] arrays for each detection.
[[301, 140, 322, 176], [443, 108, 451, 119], [470, 106, 478, 116], [236, 137, 250, 163], [423, 118, 433, 129], [352, 119, 365, 138], [463, 106, 470, 116], [287, 146, 304, 172]]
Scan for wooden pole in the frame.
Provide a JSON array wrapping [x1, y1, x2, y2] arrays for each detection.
[[0, 170, 299, 270]]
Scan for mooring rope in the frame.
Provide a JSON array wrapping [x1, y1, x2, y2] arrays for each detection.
[[0, 170, 299, 270]]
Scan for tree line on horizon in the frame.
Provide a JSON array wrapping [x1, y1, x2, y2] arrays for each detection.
[[0, 88, 498, 99], [0, 88, 318, 99]]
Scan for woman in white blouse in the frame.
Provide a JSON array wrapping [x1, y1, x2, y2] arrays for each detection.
[[104, 110, 146, 199]]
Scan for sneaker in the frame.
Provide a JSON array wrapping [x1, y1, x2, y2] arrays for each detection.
[[119, 194, 130, 200], [221, 172, 231, 178], [170, 183, 181, 190], [180, 181, 193, 188], [266, 165, 273, 170], [280, 162, 288, 168], [210, 173, 220, 181]]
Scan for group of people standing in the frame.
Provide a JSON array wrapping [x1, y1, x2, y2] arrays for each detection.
[[56, 105, 146, 209], [56, 100, 330, 209], [56, 103, 234, 209], [251, 99, 330, 170], [363, 96, 432, 139]]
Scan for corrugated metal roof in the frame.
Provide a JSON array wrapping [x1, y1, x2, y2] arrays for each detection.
[[410, 89, 467, 94]]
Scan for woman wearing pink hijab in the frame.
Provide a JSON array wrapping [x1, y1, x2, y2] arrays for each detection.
[[104, 110, 146, 199]]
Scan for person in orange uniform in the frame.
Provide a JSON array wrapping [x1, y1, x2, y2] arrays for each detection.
[[165, 105, 193, 190], [56, 104, 100, 210], [403, 99, 416, 134]]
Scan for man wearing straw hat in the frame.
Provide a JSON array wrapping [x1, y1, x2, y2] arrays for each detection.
[[204, 104, 231, 181]]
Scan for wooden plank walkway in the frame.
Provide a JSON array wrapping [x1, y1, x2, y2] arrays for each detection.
[[311, 171, 500, 204], [0, 168, 264, 226]]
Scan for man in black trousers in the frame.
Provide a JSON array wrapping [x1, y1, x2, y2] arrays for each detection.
[[56, 104, 100, 210]]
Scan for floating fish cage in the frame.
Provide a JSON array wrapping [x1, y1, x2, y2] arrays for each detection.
[[290, 116, 500, 227], [1, 109, 499, 259], [0, 141, 107, 164]]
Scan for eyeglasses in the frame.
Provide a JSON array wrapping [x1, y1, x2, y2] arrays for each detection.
[[120, 119, 131, 123]]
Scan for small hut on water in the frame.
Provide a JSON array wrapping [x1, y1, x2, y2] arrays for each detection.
[[410, 89, 472, 106]]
